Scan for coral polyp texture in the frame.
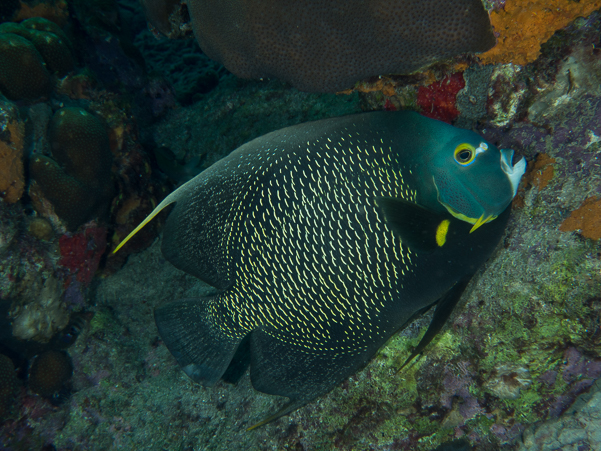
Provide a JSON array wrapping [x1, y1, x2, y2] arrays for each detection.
[[480, 0, 601, 66], [28, 349, 73, 398], [0, 17, 74, 100], [0, 32, 51, 100], [180, 0, 494, 92], [19, 18, 74, 75], [29, 107, 114, 231], [0, 103, 25, 204]]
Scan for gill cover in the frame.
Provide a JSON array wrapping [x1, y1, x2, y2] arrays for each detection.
[[429, 136, 525, 231]]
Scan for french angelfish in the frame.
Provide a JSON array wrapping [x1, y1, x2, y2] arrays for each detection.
[[115, 111, 525, 429]]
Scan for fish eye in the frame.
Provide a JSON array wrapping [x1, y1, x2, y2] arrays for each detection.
[[454, 143, 476, 166]]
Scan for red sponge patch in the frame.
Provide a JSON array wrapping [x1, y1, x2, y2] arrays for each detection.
[[417, 72, 465, 124], [58, 224, 107, 287]]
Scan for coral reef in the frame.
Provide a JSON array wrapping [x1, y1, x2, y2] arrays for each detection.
[[29, 107, 114, 231], [184, 0, 494, 92], [69, 0, 148, 92], [0, 353, 17, 421], [139, 0, 191, 38], [27, 217, 54, 242], [483, 364, 531, 400], [517, 381, 601, 451], [151, 77, 361, 179], [0, 32, 51, 100], [559, 197, 601, 240], [0, 19, 74, 76], [0, 0, 600, 449], [523, 153, 556, 191], [58, 224, 107, 288], [480, 0, 601, 66], [0, 16, 75, 100], [0, 101, 25, 204], [10, 274, 69, 342], [0, 0, 20, 22], [29, 155, 94, 231], [48, 107, 112, 190], [134, 29, 226, 105], [12, 0, 69, 26], [28, 349, 73, 398], [417, 72, 465, 123]]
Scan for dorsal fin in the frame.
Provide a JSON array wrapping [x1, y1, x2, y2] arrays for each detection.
[[113, 179, 194, 253]]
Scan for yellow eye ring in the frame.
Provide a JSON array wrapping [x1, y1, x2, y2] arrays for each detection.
[[454, 143, 476, 166]]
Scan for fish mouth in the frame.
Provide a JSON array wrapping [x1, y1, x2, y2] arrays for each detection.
[[433, 176, 498, 232], [500, 149, 526, 197], [434, 149, 526, 233]]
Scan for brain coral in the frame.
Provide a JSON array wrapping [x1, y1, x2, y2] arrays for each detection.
[[21, 21, 74, 75], [176, 0, 495, 92], [0, 19, 74, 75], [21, 16, 72, 47], [0, 18, 74, 100], [0, 32, 52, 100], [28, 349, 73, 398], [29, 107, 114, 231], [29, 155, 96, 230]]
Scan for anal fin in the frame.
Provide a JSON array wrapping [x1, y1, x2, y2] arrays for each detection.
[[154, 298, 245, 386]]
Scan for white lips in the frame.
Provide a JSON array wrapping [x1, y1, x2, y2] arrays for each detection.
[[500, 149, 526, 197]]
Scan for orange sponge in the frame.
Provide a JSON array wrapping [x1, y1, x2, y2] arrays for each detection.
[[480, 0, 601, 66], [560, 197, 601, 241], [0, 117, 25, 204]]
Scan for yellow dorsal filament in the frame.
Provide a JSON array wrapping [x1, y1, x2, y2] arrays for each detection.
[[112, 187, 184, 253]]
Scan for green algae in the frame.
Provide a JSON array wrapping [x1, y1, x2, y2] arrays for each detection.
[[89, 306, 119, 335]]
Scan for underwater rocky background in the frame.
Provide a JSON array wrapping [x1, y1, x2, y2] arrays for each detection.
[[0, 0, 600, 450]]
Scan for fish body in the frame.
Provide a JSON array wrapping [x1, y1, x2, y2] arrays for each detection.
[[116, 111, 525, 427]]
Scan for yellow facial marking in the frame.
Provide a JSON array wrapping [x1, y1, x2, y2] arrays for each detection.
[[469, 214, 495, 233], [436, 219, 450, 247]]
